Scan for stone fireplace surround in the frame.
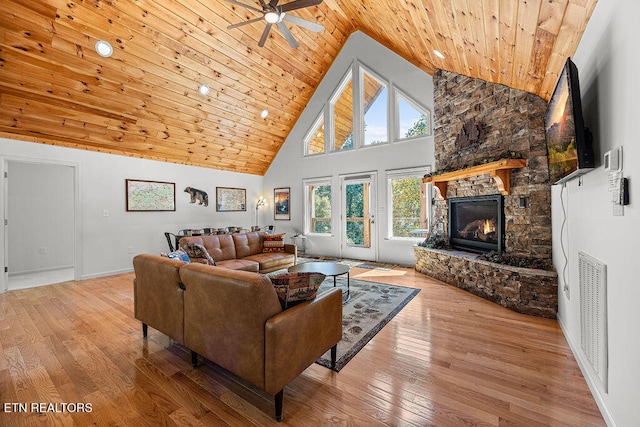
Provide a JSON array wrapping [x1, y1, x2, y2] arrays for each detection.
[[414, 69, 558, 318]]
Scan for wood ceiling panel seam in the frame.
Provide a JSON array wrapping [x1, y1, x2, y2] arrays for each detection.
[[77, 0, 318, 105], [424, 0, 464, 75], [441, 0, 471, 76], [451, 0, 481, 79], [497, 0, 519, 88], [481, 0, 501, 83], [404, 0, 448, 68], [511, 0, 542, 90], [49, 7, 310, 116], [464, 0, 491, 83]]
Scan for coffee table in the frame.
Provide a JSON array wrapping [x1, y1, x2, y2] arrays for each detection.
[[288, 261, 350, 302]]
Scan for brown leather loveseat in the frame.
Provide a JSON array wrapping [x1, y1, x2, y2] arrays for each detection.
[[178, 231, 296, 273], [132, 254, 342, 421]]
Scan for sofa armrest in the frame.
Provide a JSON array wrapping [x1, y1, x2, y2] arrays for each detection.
[[283, 243, 297, 264], [264, 287, 342, 395]]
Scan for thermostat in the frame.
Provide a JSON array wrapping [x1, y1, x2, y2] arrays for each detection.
[[604, 147, 622, 172]]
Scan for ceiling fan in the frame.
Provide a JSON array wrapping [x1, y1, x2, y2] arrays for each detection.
[[225, 0, 324, 48]]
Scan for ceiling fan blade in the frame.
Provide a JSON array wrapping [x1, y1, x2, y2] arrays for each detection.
[[282, 14, 324, 32], [258, 23, 273, 47], [223, 0, 263, 14], [277, 21, 299, 48], [227, 16, 265, 30], [280, 0, 322, 13], [269, 0, 280, 8]]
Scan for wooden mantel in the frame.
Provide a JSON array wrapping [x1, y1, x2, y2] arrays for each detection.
[[423, 159, 526, 199]]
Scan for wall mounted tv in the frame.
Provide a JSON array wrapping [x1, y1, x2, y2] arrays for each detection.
[[544, 57, 594, 185]]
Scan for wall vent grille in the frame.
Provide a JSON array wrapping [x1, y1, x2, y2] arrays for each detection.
[[578, 251, 608, 392]]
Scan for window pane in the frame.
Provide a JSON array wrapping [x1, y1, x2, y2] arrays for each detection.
[[391, 176, 424, 237], [363, 72, 387, 145], [311, 184, 331, 233], [305, 115, 325, 155], [398, 97, 428, 139], [333, 78, 353, 151]]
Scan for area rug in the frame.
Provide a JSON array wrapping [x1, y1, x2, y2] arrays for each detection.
[[314, 277, 419, 371]]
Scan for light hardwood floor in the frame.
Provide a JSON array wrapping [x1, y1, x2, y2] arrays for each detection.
[[0, 266, 605, 426]]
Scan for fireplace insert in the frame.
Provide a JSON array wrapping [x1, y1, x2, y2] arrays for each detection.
[[448, 195, 504, 253]]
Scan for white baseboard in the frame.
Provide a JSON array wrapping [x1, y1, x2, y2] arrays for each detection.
[[80, 268, 133, 280]]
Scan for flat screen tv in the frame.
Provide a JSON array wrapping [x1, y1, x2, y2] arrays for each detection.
[[544, 57, 594, 184]]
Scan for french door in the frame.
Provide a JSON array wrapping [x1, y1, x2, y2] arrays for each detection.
[[340, 173, 376, 261]]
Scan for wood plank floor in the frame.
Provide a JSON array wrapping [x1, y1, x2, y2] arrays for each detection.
[[0, 266, 605, 426]]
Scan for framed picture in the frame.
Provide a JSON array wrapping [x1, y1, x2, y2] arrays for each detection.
[[126, 179, 176, 212], [216, 187, 246, 212], [274, 187, 290, 220]]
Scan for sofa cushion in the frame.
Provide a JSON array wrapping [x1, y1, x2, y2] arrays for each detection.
[[244, 252, 295, 274], [161, 250, 190, 263], [263, 233, 286, 253], [181, 242, 216, 265], [180, 235, 237, 261], [215, 258, 260, 272], [233, 231, 264, 258], [269, 272, 326, 309]]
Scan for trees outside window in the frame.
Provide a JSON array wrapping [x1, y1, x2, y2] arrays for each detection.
[[387, 168, 430, 238], [305, 179, 332, 234], [397, 93, 430, 140]]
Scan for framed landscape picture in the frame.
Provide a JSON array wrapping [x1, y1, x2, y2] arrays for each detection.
[[274, 187, 290, 220], [126, 179, 176, 212], [216, 187, 246, 211]]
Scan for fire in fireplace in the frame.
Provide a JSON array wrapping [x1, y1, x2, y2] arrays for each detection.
[[448, 195, 504, 253]]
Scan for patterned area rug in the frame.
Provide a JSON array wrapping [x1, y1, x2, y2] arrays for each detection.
[[315, 277, 419, 371]]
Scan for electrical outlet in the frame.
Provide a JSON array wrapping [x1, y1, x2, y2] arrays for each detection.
[[127, 246, 134, 254], [39, 247, 46, 254], [103, 210, 109, 217]]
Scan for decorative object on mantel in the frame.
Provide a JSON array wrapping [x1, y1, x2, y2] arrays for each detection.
[[184, 187, 208, 207], [455, 119, 485, 149], [423, 158, 526, 199]]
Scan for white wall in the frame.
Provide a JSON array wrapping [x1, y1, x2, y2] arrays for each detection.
[[7, 161, 74, 274], [0, 138, 262, 283], [263, 32, 435, 266], [554, 1, 640, 425]]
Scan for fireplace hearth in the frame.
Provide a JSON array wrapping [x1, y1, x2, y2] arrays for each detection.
[[448, 195, 504, 253]]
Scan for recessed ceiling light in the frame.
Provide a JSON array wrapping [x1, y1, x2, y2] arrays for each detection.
[[260, 109, 269, 119], [264, 12, 280, 24], [95, 40, 113, 58], [198, 84, 210, 96], [433, 49, 445, 60]]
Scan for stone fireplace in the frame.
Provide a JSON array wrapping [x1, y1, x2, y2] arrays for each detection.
[[414, 69, 558, 318]]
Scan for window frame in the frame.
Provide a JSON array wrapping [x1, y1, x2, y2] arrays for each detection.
[[359, 65, 390, 148], [303, 177, 333, 236], [329, 68, 355, 152], [394, 88, 432, 142], [386, 166, 432, 240], [303, 111, 326, 157]]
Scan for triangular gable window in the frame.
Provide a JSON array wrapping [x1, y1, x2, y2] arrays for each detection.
[[397, 92, 430, 140]]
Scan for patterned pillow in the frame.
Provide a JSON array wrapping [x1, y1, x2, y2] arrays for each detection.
[[263, 233, 286, 253], [270, 272, 326, 309], [180, 242, 216, 265], [161, 250, 191, 263]]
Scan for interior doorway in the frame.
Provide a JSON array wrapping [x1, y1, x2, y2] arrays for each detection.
[[3, 160, 78, 291], [340, 172, 377, 261]]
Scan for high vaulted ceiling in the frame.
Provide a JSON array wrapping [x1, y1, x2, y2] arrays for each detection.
[[0, 0, 597, 175]]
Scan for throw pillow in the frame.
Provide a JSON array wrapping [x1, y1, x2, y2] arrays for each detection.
[[263, 233, 286, 253], [180, 242, 216, 265], [269, 272, 326, 309], [161, 250, 191, 263]]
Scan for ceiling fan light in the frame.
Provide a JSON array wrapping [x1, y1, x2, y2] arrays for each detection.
[[95, 40, 113, 58], [264, 12, 280, 24]]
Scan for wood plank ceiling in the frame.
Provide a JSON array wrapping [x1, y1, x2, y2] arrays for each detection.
[[0, 0, 598, 175]]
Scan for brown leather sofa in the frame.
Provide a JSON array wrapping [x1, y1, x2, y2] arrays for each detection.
[[133, 254, 342, 421], [178, 231, 296, 273]]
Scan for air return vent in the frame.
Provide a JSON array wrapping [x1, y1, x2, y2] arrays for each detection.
[[578, 252, 608, 392]]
